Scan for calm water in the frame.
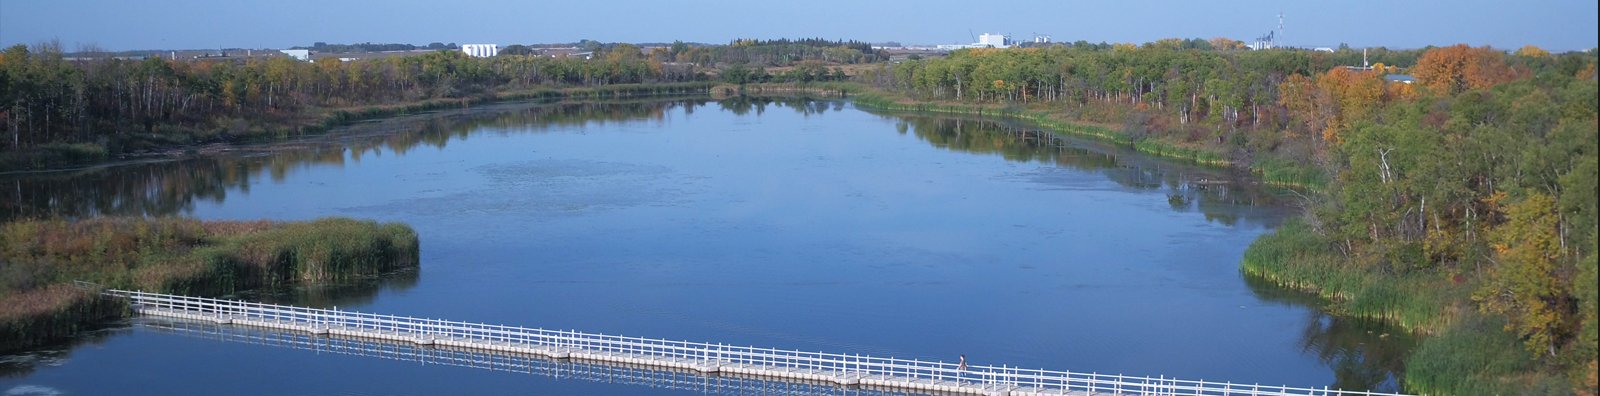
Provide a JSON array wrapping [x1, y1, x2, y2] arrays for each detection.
[[0, 98, 1413, 395]]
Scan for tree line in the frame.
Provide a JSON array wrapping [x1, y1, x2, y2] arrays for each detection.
[[0, 43, 698, 157], [871, 42, 1597, 392], [0, 37, 894, 166], [659, 38, 886, 67]]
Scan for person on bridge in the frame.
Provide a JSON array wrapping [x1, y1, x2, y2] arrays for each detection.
[[957, 354, 969, 384]]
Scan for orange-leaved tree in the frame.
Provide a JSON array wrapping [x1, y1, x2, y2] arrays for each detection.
[[1413, 44, 1518, 94], [1314, 67, 1385, 144]]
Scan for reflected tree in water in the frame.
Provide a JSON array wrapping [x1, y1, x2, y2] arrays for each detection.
[[0, 99, 706, 220], [879, 113, 1289, 228], [1245, 275, 1415, 393]]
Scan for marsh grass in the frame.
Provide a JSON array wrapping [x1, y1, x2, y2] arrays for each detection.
[[1249, 156, 1329, 191], [1404, 313, 1576, 395], [1242, 220, 1577, 394], [1241, 220, 1457, 331], [0, 217, 418, 352]]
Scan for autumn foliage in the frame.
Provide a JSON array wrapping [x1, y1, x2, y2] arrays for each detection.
[[1275, 67, 1395, 144], [1475, 193, 1573, 357], [1412, 44, 1519, 94]]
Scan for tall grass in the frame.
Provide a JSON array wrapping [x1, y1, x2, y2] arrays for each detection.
[[0, 143, 109, 171], [1249, 156, 1329, 191], [730, 82, 861, 97], [1240, 219, 1457, 332], [0, 217, 418, 352], [1405, 313, 1575, 395], [0, 284, 122, 351], [1240, 219, 1579, 394]]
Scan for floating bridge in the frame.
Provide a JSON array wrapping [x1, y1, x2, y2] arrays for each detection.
[[102, 289, 1409, 396]]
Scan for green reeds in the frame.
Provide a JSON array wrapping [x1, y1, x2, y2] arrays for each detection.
[[0, 284, 123, 351], [1403, 313, 1571, 395], [0, 217, 419, 352], [1240, 219, 1455, 332], [1239, 220, 1576, 394], [1249, 157, 1328, 191]]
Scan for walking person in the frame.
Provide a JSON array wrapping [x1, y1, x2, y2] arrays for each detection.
[[958, 354, 968, 384]]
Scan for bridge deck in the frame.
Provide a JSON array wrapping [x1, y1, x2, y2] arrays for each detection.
[[105, 289, 1404, 396]]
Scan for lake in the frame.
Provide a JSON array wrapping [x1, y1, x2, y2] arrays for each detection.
[[0, 97, 1412, 395]]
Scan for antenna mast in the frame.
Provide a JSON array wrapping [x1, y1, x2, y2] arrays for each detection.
[[1277, 12, 1284, 48]]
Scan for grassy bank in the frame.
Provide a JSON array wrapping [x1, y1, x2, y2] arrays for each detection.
[[0, 82, 716, 172], [1243, 220, 1572, 394], [0, 217, 419, 352], [1241, 220, 1460, 331], [713, 82, 861, 98]]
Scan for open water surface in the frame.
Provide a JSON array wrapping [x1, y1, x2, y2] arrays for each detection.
[[0, 98, 1413, 395]]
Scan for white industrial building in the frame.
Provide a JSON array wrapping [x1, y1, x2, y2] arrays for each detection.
[[936, 33, 1013, 50], [977, 33, 1010, 48], [278, 49, 310, 61], [461, 44, 499, 58]]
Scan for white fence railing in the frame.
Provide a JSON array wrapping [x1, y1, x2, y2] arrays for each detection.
[[140, 318, 867, 396], [104, 289, 1410, 396]]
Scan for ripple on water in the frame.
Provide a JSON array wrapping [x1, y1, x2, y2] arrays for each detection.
[[4, 386, 63, 396], [342, 159, 699, 219]]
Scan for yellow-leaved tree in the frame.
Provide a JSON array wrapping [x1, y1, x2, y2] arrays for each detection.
[[1515, 45, 1551, 58], [1475, 193, 1573, 357]]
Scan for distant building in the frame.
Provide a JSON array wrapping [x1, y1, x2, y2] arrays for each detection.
[[1313, 47, 1335, 53], [935, 33, 1012, 50], [1385, 74, 1417, 84], [461, 44, 499, 58], [540, 48, 593, 59], [977, 33, 1010, 48], [279, 49, 311, 61]]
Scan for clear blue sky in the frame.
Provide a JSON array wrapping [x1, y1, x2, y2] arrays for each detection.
[[2, 0, 1596, 52]]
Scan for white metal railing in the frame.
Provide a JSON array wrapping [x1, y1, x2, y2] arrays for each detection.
[[103, 289, 1410, 396], [140, 318, 868, 396]]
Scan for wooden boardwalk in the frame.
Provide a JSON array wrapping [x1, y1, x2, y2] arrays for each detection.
[[105, 289, 1409, 396]]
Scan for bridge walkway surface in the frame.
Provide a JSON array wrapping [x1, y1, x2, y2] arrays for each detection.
[[101, 289, 1409, 396]]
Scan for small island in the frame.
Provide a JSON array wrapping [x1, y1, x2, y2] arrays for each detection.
[[0, 217, 418, 352]]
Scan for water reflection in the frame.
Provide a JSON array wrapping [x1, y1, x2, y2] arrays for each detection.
[[0, 323, 129, 378], [0, 270, 418, 377], [0, 99, 708, 220], [2, 97, 1284, 227], [718, 96, 845, 116], [877, 113, 1287, 228], [136, 317, 909, 396], [243, 268, 420, 309], [1246, 275, 1415, 392], [0, 97, 1415, 391]]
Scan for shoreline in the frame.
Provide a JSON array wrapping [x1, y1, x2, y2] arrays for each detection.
[[0, 82, 717, 174], [844, 88, 1326, 191]]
